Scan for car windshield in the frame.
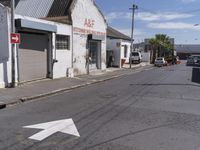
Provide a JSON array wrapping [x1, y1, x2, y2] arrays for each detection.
[[132, 52, 139, 56], [192, 56, 200, 60], [156, 58, 163, 60]]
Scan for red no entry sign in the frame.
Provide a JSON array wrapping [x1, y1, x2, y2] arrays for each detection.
[[11, 33, 20, 44]]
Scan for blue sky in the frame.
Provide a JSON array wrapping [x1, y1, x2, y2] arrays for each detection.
[[95, 0, 200, 44]]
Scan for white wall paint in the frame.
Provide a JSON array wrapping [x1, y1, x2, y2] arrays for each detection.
[[0, 6, 11, 88], [121, 41, 131, 63], [71, 0, 107, 75], [107, 38, 131, 67], [53, 25, 72, 79], [141, 52, 150, 62]]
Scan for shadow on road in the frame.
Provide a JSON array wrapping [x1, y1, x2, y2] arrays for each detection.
[[130, 83, 200, 87]]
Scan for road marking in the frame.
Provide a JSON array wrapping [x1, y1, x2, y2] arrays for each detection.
[[23, 118, 80, 141]]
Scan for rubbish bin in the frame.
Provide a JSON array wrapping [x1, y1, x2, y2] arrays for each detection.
[[192, 67, 200, 83]]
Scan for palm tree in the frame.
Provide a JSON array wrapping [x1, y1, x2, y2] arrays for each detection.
[[149, 38, 158, 64], [156, 34, 173, 57], [149, 34, 173, 63]]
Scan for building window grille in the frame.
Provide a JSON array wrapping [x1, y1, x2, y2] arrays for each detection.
[[56, 35, 70, 50]]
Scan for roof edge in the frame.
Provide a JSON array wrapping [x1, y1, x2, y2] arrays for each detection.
[[93, 0, 107, 25], [0, 3, 4, 7], [107, 26, 131, 41]]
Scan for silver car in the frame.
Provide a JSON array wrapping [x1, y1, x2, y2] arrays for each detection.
[[186, 55, 200, 66], [154, 57, 167, 67]]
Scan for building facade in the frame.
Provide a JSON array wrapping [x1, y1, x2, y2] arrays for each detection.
[[0, 4, 11, 87], [175, 44, 200, 59], [71, 0, 107, 75], [0, 0, 107, 88], [106, 26, 131, 68]]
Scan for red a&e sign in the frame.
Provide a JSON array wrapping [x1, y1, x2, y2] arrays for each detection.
[[84, 18, 95, 28], [11, 33, 20, 44]]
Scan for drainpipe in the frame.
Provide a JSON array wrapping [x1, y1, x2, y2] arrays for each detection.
[[16, 29, 20, 84], [71, 25, 74, 69], [86, 35, 90, 75]]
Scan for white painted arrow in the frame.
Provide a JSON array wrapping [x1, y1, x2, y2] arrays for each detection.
[[23, 119, 80, 141], [11, 36, 19, 41]]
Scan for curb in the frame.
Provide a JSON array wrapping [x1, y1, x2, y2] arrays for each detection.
[[1, 64, 152, 109], [1, 74, 122, 110], [19, 74, 121, 103]]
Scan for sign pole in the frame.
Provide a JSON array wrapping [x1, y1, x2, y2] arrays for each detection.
[[11, 0, 16, 87]]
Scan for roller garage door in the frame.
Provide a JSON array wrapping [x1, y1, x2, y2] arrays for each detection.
[[18, 33, 49, 82]]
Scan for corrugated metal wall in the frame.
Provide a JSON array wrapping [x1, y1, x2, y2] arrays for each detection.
[[47, 0, 71, 17], [15, 0, 54, 18], [15, 0, 72, 18]]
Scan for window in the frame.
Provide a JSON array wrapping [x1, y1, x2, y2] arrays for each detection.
[[56, 35, 70, 50]]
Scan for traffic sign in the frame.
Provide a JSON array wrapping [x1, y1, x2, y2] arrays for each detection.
[[11, 33, 20, 44]]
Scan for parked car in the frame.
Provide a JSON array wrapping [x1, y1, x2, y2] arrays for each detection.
[[186, 56, 194, 66], [154, 57, 167, 67], [192, 55, 200, 66], [186, 55, 200, 66], [130, 52, 142, 64]]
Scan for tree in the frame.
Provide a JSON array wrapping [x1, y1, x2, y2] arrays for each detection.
[[149, 34, 173, 63], [149, 38, 158, 64]]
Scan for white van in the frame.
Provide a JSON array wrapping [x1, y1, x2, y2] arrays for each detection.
[[130, 52, 142, 64]]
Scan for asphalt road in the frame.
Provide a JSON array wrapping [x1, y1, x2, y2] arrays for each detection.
[[1, 63, 200, 150]]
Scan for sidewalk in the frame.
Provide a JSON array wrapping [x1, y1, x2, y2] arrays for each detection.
[[0, 62, 152, 109]]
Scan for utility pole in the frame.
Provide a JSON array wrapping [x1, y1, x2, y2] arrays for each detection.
[[129, 4, 138, 68], [11, 0, 16, 87]]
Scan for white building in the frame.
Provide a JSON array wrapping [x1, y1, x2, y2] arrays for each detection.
[[0, 0, 107, 88], [71, 0, 107, 75], [0, 3, 11, 88], [106, 26, 131, 68], [133, 42, 151, 62]]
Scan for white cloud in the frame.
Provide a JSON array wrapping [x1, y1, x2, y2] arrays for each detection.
[[117, 28, 145, 37], [147, 22, 200, 30], [136, 12, 193, 21], [106, 12, 131, 21], [181, 0, 197, 3], [106, 11, 194, 22]]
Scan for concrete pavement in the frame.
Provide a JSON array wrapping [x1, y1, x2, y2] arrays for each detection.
[[0, 62, 152, 109]]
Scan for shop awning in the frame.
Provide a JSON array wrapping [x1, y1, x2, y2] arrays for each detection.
[[15, 19, 57, 33]]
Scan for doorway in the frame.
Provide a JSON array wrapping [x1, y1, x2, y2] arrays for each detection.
[[89, 40, 101, 70]]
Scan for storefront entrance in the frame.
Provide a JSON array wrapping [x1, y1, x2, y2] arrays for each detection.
[[89, 40, 101, 70], [18, 32, 49, 82]]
